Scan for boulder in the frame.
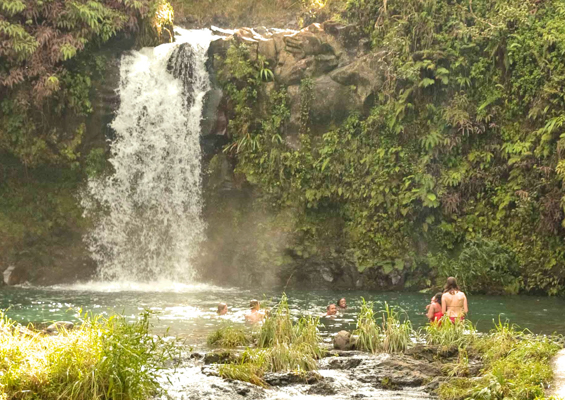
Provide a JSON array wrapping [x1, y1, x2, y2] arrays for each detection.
[[3, 265, 27, 286], [333, 330, 354, 350]]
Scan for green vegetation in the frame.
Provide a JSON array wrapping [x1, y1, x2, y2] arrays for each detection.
[[216, 294, 324, 386], [425, 317, 477, 349], [171, 0, 345, 28], [0, 311, 177, 400], [207, 325, 251, 348], [218, 0, 565, 295], [438, 321, 561, 400]]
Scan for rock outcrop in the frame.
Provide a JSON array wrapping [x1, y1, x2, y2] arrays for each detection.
[[205, 22, 382, 140]]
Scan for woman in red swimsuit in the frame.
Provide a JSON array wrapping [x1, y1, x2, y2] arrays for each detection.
[[426, 293, 443, 322]]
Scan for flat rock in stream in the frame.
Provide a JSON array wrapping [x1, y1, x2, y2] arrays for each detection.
[[263, 371, 322, 386], [353, 353, 441, 388]]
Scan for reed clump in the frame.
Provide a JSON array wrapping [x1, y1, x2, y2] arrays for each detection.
[[424, 316, 477, 349], [354, 299, 413, 354], [207, 325, 251, 348], [0, 311, 177, 400], [218, 294, 324, 386]]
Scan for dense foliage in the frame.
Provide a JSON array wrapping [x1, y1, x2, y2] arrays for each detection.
[[218, 0, 565, 294], [0, 0, 172, 274]]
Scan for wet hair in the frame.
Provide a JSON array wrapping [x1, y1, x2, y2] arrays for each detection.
[[327, 304, 336, 311], [444, 277, 460, 293], [217, 302, 227, 314], [249, 299, 260, 309], [433, 293, 442, 305], [337, 298, 346, 308]]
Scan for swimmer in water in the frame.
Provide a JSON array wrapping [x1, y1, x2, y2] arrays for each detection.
[[217, 302, 228, 315], [245, 299, 265, 323], [337, 298, 347, 310], [325, 303, 337, 317]]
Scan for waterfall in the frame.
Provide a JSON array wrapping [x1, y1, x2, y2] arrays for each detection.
[[82, 29, 215, 284]]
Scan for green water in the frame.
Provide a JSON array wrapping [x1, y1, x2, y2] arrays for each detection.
[[2, 284, 564, 347]]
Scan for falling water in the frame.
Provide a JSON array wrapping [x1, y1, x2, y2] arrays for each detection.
[[82, 29, 216, 283]]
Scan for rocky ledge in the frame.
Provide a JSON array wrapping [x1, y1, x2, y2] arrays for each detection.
[[182, 346, 483, 399]]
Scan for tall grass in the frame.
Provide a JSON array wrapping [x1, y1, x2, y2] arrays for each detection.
[[218, 294, 324, 386], [381, 303, 412, 353], [257, 294, 294, 348], [438, 320, 561, 400], [0, 311, 177, 400], [424, 316, 477, 349], [354, 299, 412, 354], [354, 298, 381, 353]]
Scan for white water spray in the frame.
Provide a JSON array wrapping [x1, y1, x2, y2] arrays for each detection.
[[82, 29, 216, 284]]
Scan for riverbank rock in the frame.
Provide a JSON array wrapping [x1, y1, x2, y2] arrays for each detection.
[[44, 321, 75, 335]]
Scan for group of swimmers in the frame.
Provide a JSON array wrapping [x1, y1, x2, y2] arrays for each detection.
[[215, 277, 468, 325], [325, 297, 347, 317], [217, 299, 266, 323]]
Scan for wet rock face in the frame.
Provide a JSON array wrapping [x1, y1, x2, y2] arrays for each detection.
[[206, 22, 383, 140]]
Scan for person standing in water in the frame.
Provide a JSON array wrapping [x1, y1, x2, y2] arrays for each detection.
[[217, 302, 228, 315], [426, 293, 443, 322], [337, 298, 347, 310], [441, 277, 468, 322], [245, 299, 265, 323]]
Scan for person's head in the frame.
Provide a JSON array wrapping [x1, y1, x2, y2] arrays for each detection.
[[249, 299, 260, 311], [326, 304, 337, 315], [433, 293, 442, 305], [217, 302, 228, 315], [444, 277, 460, 293], [337, 298, 347, 308]]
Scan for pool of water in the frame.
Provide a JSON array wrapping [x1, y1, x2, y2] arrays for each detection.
[[2, 282, 565, 347]]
